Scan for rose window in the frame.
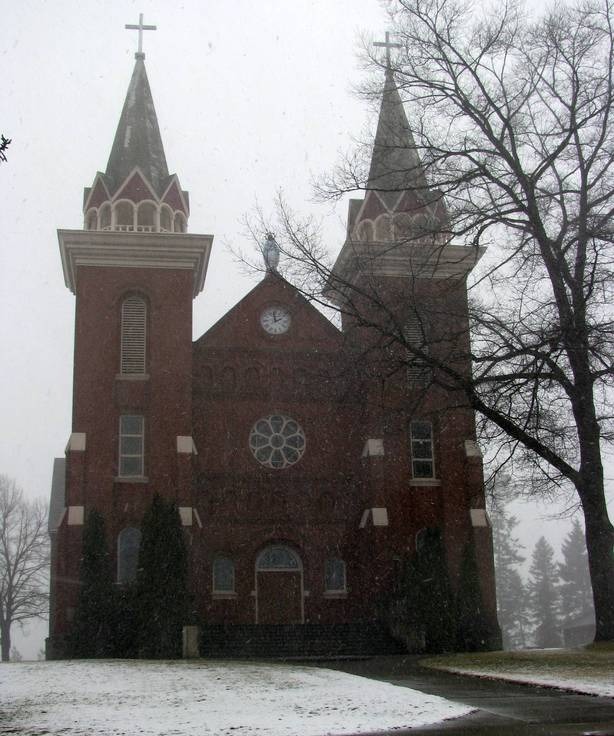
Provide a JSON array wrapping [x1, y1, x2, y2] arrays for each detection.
[[249, 414, 306, 469]]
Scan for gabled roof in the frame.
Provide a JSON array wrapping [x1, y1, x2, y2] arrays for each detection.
[[194, 272, 342, 350], [367, 68, 429, 209], [105, 57, 169, 197]]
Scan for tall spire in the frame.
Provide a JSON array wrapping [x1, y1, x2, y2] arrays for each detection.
[[104, 57, 169, 197], [367, 67, 429, 208]]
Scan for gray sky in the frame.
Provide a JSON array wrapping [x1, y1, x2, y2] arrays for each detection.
[[1, 0, 610, 657]]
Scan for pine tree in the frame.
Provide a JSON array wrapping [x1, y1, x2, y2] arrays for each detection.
[[70, 509, 115, 657], [491, 508, 529, 649], [137, 494, 188, 658], [528, 537, 561, 648], [558, 518, 594, 627], [455, 539, 500, 651]]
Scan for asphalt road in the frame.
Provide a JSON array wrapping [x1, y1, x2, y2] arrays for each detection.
[[325, 655, 614, 735]]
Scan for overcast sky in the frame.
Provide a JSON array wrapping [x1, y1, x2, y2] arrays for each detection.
[[2, 0, 610, 657]]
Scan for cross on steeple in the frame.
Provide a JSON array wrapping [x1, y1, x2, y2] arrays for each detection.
[[125, 13, 157, 59], [373, 31, 402, 68]]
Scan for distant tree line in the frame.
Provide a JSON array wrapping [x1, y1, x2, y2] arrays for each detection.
[[69, 494, 190, 659], [491, 511, 594, 649]]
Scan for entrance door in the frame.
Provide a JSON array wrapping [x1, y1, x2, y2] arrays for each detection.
[[255, 545, 303, 624]]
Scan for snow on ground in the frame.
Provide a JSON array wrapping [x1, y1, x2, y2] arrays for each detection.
[[423, 649, 614, 698], [0, 659, 473, 735]]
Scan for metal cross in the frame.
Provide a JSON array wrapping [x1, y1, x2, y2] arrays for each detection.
[[373, 31, 402, 68], [125, 13, 157, 57]]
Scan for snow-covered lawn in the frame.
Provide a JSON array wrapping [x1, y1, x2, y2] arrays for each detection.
[[0, 659, 472, 735], [421, 645, 614, 697]]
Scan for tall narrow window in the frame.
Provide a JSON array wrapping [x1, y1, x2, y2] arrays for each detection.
[[325, 558, 347, 593], [120, 296, 147, 374], [404, 314, 430, 382], [117, 527, 141, 583], [119, 415, 145, 478], [213, 556, 235, 593], [410, 421, 435, 478]]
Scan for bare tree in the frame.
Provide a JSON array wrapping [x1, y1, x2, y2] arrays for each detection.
[[244, 0, 614, 641], [0, 476, 49, 661]]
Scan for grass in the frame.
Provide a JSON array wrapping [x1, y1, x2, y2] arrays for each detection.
[[420, 644, 614, 695]]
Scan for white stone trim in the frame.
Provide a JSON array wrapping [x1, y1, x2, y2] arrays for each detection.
[[362, 438, 384, 457], [409, 478, 441, 487], [326, 240, 485, 305], [465, 440, 483, 458], [178, 507, 193, 526], [470, 509, 489, 527], [58, 229, 213, 297], [65, 432, 86, 452], [67, 506, 84, 526], [193, 508, 203, 528], [372, 507, 389, 526], [176, 436, 197, 455], [359, 507, 389, 527]]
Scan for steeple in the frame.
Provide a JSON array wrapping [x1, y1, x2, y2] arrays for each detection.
[[104, 57, 169, 198], [367, 67, 429, 209], [82, 23, 190, 235]]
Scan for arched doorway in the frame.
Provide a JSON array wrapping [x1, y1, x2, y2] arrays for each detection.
[[255, 545, 303, 624]]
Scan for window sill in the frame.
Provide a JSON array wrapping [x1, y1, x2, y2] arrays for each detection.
[[115, 373, 150, 381], [409, 478, 441, 487], [323, 591, 348, 599], [212, 592, 237, 600], [114, 476, 149, 484]]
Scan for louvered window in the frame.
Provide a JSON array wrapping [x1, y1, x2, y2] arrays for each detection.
[[404, 313, 430, 382], [120, 296, 147, 374]]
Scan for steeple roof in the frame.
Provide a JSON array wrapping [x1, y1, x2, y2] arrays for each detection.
[[367, 68, 428, 209], [104, 56, 169, 197]]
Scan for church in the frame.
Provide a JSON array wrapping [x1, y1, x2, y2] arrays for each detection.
[[48, 18, 500, 658]]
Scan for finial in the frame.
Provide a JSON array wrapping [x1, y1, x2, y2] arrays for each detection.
[[262, 232, 281, 272], [125, 13, 157, 59], [373, 31, 402, 69]]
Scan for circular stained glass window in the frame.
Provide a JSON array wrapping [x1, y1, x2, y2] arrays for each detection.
[[249, 414, 306, 469]]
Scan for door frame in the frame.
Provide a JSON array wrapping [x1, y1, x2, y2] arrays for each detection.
[[254, 545, 304, 624]]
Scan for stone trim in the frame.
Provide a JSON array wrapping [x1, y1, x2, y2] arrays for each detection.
[[361, 438, 384, 457], [65, 432, 86, 452], [67, 506, 84, 526], [58, 229, 213, 297]]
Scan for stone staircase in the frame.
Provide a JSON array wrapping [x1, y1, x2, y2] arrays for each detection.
[[199, 622, 405, 659]]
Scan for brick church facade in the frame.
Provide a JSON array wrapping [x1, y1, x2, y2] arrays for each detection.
[[48, 40, 500, 657]]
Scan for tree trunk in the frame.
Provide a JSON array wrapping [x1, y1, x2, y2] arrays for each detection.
[[1, 625, 10, 662], [581, 491, 614, 641]]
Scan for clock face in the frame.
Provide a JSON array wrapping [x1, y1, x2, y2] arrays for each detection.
[[260, 306, 291, 335]]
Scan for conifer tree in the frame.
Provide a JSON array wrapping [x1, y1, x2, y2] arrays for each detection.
[[137, 494, 188, 658], [528, 537, 561, 648], [559, 518, 594, 626], [70, 509, 115, 657], [491, 508, 529, 649]]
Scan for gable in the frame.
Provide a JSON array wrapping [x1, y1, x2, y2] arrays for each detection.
[[194, 274, 342, 353]]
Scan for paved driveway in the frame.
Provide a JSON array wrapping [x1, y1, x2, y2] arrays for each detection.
[[327, 655, 614, 735]]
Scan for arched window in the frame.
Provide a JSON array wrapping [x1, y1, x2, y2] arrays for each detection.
[[404, 313, 430, 383], [212, 556, 235, 593], [256, 545, 301, 571], [137, 202, 157, 232], [115, 201, 135, 231], [174, 212, 187, 233], [85, 209, 98, 231], [117, 527, 141, 583], [160, 205, 172, 232], [375, 214, 393, 240], [99, 203, 112, 230], [120, 295, 147, 375], [325, 558, 346, 592], [355, 219, 374, 242]]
